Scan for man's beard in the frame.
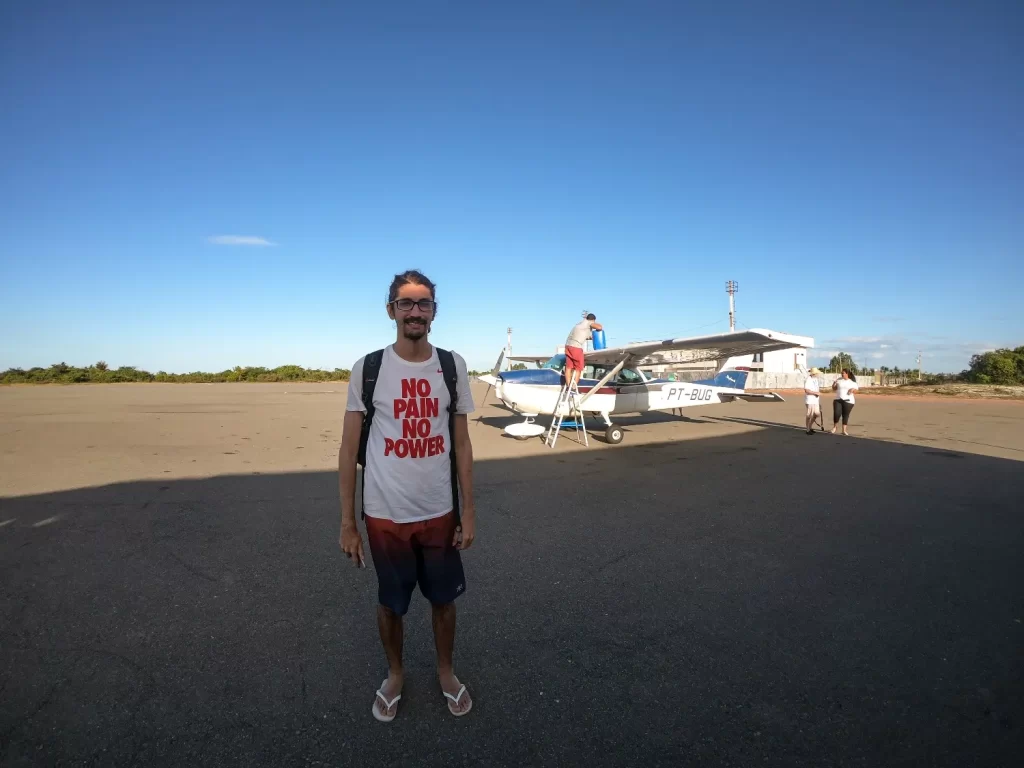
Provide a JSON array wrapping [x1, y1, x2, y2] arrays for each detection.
[[401, 318, 429, 340]]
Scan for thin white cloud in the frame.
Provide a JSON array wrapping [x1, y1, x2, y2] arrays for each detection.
[[816, 334, 998, 371], [207, 235, 276, 247], [831, 336, 882, 344]]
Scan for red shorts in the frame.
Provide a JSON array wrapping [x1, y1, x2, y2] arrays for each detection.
[[565, 345, 585, 370], [365, 512, 465, 615]]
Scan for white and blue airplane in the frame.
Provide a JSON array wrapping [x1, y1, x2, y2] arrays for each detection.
[[478, 328, 814, 444]]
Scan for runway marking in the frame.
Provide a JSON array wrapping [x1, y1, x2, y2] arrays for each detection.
[[33, 516, 60, 527], [0, 519, 15, 528]]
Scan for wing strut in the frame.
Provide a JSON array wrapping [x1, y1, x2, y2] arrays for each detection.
[[577, 358, 628, 406]]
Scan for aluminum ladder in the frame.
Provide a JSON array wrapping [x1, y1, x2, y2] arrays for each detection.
[[545, 378, 589, 448]]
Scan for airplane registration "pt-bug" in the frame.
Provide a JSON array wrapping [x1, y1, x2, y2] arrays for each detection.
[[477, 328, 814, 445]]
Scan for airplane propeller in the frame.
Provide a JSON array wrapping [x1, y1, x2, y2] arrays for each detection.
[[476, 349, 505, 414]]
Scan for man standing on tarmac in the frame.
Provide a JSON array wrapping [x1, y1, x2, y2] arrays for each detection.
[[338, 269, 477, 723], [564, 313, 603, 389], [804, 367, 824, 434]]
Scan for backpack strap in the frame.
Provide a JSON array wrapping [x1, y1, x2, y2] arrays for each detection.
[[357, 349, 384, 519], [436, 348, 461, 524]]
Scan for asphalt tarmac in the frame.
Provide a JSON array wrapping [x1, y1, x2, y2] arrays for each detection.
[[1, 383, 1022, 767]]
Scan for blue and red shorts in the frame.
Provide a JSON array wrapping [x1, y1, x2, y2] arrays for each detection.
[[365, 511, 466, 615]]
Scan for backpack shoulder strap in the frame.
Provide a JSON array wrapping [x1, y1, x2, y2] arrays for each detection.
[[357, 349, 384, 468], [356, 349, 384, 521], [436, 348, 458, 413], [435, 348, 461, 523]]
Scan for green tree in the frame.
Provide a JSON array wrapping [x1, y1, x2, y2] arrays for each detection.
[[827, 352, 858, 374], [94, 361, 109, 371], [966, 348, 1024, 385], [511, 363, 527, 371]]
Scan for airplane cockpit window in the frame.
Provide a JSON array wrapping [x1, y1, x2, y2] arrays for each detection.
[[616, 369, 644, 384], [541, 355, 565, 372]]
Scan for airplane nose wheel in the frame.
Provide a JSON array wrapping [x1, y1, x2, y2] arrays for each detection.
[[604, 424, 624, 444]]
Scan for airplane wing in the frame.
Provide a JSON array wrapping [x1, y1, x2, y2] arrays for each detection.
[[506, 355, 552, 366], [584, 328, 814, 367]]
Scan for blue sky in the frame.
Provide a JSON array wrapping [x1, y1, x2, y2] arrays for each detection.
[[1, 0, 1021, 374]]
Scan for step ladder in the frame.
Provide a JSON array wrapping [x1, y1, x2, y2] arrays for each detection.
[[545, 378, 589, 448]]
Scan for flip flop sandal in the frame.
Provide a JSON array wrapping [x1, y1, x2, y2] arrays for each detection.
[[372, 679, 401, 723], [443, 684, 473, 717]]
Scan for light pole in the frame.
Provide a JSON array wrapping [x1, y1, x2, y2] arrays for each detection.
[[725, 281, 738, 332]]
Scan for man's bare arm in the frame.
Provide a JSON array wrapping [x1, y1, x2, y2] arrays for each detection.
[[339, 411, 363, 526], [452, 414, 475, 549], [338, 410, 365, 565]]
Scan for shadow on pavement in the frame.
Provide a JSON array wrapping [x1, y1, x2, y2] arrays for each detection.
[[474, 409, 712, 438], [1, 429, 1022, 767]]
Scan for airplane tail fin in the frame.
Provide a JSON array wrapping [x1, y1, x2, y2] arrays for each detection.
[[712, 369, 784, 402], [697, 369, 749, 390]]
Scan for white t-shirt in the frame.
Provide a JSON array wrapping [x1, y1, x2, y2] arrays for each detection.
[[346, 345, 475, 523], [834, 378, 858, 404], [803, 376, 820, 405]]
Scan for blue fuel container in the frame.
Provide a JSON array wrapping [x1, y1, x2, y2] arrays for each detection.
[[591, 329, 606, 350]]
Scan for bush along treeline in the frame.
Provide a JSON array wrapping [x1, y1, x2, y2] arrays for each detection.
[[826, 347, 1024, 387], [963, 347, 1024, 385], [1, 362, 352, 385]]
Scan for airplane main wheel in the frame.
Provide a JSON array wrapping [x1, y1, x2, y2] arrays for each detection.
[[605, 425, 624, 444]]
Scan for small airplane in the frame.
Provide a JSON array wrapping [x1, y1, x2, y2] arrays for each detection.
[[477, 327, 813, 444]]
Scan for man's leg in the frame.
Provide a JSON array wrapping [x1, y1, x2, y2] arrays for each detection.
[[432, 602, 471, 714], [566, 364, 578, 389], [418, 512, 471, 715], [564, 347, 583, 391], [376, 606, 404, 717], [365, 516, 417, 720], [805, 405, 814, 433]]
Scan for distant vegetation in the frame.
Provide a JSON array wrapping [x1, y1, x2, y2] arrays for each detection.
[[962, 347, 1024, 385], [1, 362, 352, 385], [5, 347, 1021, 387], [826, 346, 1024, 386]]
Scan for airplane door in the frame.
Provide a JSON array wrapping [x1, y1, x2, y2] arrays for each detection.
[[610, 369, 646, 414]]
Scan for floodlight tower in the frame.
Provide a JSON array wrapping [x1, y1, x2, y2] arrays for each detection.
[[726, 280, 738, 332], [506, 327, 512, 370]]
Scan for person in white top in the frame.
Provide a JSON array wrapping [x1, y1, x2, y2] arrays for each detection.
[[803, 368, 824, 434], [830, 368, 859, 436], [338, 270, 476, 722]]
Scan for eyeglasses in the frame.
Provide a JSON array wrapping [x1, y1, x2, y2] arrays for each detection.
[[391, 298, 436, 312]]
